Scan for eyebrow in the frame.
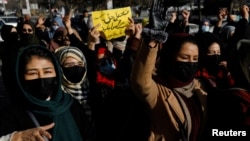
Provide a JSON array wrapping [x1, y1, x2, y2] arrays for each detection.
[[63, 62, 83, 65], [25, 67, 54, 71], [178, 54, 199, 56]]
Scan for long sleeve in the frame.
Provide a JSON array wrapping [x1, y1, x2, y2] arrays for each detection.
[[130, 40, 159, 108], [0, 132, 15, 141], [233, 18, 250, 43]]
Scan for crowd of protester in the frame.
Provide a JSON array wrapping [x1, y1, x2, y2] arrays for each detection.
[[0, 1, 250, 141]]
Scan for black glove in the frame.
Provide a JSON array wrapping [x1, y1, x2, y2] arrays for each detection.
[[148, 0, 191, 30], [142, 28, 168, 43], [148, 0, 168, 30]]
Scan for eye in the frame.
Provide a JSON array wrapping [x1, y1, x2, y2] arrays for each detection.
[[193, 57, 199, 61], [63, 62, 75, 67], [26, 71, 38, 76], [64, 60, 84, 67], [44, 70, 53, 74], [179, 55, 189, 60], [77, 62, 84, 66]]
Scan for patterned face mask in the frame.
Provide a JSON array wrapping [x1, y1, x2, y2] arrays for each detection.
[[98, 58, 116, 76]]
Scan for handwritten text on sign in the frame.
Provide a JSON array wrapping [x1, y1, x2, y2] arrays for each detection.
[[92, 7, 132, 40]]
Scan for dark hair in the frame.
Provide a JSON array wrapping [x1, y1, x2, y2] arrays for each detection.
[[19, 46, 55, 82], [14, 45, 58, 104], [83, 9, 88, 13], [158, 33, 198, 74], [196, 32, 224, 65]]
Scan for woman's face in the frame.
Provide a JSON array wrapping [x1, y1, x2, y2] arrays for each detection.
[[176, 42, 199, 62], [24, 56, 56, 80], [207, 42, 221, 55], [22, 24, 33, 34]]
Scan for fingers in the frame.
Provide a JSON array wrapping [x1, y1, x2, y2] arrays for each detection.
[[14, 124, 53, 141], [135, 23, 142, 32], [125, 20, 135, 36], [35, 131, 49, 141], [35, 123, 54, 140], [88, 24, 101, 43], [240, 5, 248, 13], [40, 122, 55, 131], [243, 5, 249, 12], [240, 5, 249, 19], [128, 17, 134, 24], [219, 61, 227, 66], [38, 129, 52, 140], [134, 23, 142, 39], [90, 23, 101, 32], [182, 9, 190, 15], [99, 31, 105, 39]]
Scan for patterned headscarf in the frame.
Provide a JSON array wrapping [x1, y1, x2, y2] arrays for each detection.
[[55, 46, 90, 105]]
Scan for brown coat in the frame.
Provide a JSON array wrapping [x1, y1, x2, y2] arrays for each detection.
[[131, 41, 207, 141]]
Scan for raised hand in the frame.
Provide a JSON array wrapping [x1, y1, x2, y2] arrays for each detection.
[[135, 23, 142, 40], [36, 15, 46, 30], [181, 9, 190, 26], [240, 4, 249, 21], [148, 0, 168, 30], [218, 8, 227, 21], [88, 24, 101, 50], [125, 17, 135, 37]]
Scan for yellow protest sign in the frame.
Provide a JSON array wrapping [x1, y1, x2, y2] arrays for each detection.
[[92, 7, 132, 40]]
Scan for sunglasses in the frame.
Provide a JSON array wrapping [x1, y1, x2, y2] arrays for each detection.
[[22, 28, 33, 33]]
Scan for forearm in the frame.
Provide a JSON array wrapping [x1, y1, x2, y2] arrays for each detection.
[[131, 40, 158, 107], [126, 37, 141, 51]]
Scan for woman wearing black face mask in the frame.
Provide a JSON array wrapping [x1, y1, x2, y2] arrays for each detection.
[[19, 21, 44, 48], [0, 45, 95, 141], [207, 39, 250, 140], [55, 46, 93, 127], [195, 32, 234, 90], [0, 25, 19, 102], [131, 31, 208, 141]]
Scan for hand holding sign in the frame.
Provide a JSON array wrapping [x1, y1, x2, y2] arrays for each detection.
[[135, 23, 142, 40], [125, 17, 135, 37], [88, 24, 101, 50], [92, 7, 132, 40]]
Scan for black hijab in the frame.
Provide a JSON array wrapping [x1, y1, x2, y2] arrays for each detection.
[[229, 39, 250, 90], [19, 21, 40, 47]]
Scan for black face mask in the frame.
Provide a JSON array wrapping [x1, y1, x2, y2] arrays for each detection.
[[62, 66, 86, 83], [172, 61, 198, 82], [10, 32, 18, 41], [23, 77, 57, 100], [205, 55, 221, 75], [22, 33, 33, 40]]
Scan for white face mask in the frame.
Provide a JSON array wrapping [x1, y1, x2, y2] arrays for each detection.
[[202, 25, 210, 32], [52, 25, 59, 31]]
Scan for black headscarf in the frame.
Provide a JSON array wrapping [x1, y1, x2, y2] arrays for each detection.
[[229, 39, 250, 90], [0, 25, 19, 96], [196, 32, 224, 63], [1, 25, 17, 41], [15, 45, 84, 141], [157, 33, 198, 88], [19, 21, 40, 47], [196, 32, 225, 75]]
